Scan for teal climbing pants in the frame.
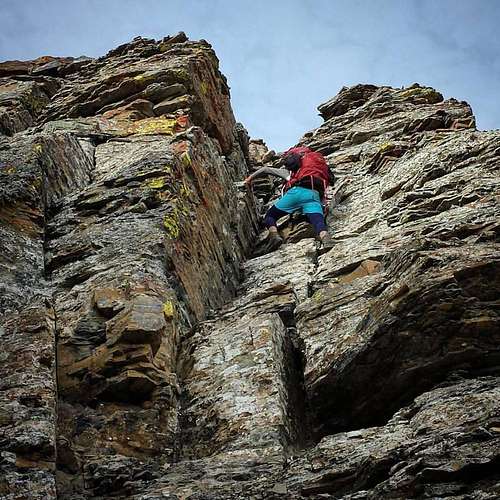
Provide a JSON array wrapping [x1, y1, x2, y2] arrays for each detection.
[[274, 186, 323, 214]]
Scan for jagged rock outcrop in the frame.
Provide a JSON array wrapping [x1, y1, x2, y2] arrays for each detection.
[[1, 36, 499, 500], [1, 34, 257, 499]]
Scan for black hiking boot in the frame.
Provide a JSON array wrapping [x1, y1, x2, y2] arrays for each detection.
[[267, 232, 283, 252], [251, 231, 284, 258], [317, 233, 334, 255]]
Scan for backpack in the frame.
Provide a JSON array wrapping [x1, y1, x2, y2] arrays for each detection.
[[283, 147, 330, 193]]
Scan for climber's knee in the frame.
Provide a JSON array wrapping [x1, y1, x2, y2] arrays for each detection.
[[264, 205, 288, 228]]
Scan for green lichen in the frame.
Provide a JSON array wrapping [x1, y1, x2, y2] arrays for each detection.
[[30, 176, 42, 192], [22, 92, 47, 115], [172, 68, 190, 83], [179, 179, 192, 198], [147, 177, 167, 189], [132, 73, 158, 85], [162, 199, 189, 239]]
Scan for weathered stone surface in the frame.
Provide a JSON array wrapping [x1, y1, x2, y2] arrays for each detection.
[[285, 377, 500, 499], [0, 78, 54, 135], [0, 56, 80, 78], [0, 306, 57, 500], [37, 36, 237, 153], [1, 33, 257, 499], [153, 94, 192, 115], [318, 83, 379, 120], [292, 86, 499, 442], [1, 35, 499, 500]]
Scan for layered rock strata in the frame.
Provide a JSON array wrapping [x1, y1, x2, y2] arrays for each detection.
[[1, 34, 257, 499], [1, 35, 499, 500]]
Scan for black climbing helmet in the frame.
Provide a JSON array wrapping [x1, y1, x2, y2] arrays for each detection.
[[282, 152, 301, 172]]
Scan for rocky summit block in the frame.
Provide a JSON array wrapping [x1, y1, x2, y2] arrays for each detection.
[[0, 35, 499, 500]]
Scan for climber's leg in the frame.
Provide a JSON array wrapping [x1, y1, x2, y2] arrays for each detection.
[[305, 212, 327, 235], [263, 205, 287, 250], [304, 212, 333, 252], [264, 205, 289, 230], [302, 193, 334, 251], [301, 188, 327, 236]]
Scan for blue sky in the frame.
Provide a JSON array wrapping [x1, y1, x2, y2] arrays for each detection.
[[1, 0, 499, 151]]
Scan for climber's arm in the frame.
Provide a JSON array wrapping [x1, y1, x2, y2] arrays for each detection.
[[244, 167, 290, 184]]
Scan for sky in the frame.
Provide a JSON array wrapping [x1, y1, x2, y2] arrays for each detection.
[[1, 0, 499, 151]]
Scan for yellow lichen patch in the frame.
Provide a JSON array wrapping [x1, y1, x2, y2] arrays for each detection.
[[173, 68, 190, 82], [30, 177, 42, 192], [33, 144, 43, 155], [132, 72, 161, 86], [163, 213, 180, 239], [200, 81, 209, 95], [398, 87, 442, 104], [378, 142, 394, 153], [147, 177, 167, 189], [181, 151, 192, 167], [131, 117, 177, 136], [179, 180, 192, 198], [163, 300, 175, 319]]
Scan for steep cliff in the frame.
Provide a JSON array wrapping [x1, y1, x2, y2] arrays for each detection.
[[1, 35, 499, 500]]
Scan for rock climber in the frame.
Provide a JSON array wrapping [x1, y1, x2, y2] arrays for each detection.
[[245, 146, 334, 251]]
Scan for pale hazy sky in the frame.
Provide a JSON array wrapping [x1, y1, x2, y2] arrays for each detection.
[[1, 0, 499, 150]]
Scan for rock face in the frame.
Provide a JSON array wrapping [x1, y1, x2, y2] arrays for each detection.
[[0, 34, 257, 499], [1, 37, 499, 500]]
